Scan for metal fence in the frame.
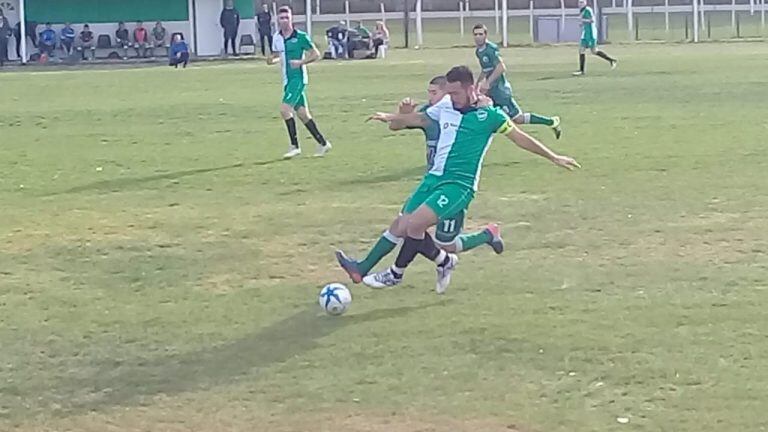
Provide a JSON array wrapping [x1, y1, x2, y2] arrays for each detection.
[[285, 0, 767, 47]]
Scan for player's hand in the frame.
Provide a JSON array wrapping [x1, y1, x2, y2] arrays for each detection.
[[398, 98, 418, 114], [367, 112, 395, 123], [289, 59, 303, 69], [478, 80, 490, 95], [476, 94, 493, 107], [552, 155, 581, 170]]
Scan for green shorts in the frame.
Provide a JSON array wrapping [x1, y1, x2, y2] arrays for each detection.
[[282, 80, 307, 108], [488, 87, 522, 119], [580, 37, 597, 49], [402, 176, 474, 243]]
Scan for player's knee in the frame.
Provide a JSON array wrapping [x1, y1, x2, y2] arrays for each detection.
[[439, 241, 457, 253], [280, 105, 293, 119], [512, 115, 524, 125]]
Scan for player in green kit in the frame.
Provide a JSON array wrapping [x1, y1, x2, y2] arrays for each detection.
[[363, 66, 580, 293], [335, 76, 505, 285], [573, 0, 617, 76], [268, 6, 332, 159], [473, 24, 562, 140]]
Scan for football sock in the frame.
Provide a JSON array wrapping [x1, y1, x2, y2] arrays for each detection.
[[284, 118, 299, 148], [304, 119, 328, 146], [457, 230, 492, 252], [527, 113, 555, 126], [579, 53, 586, 73], [358, 231, 400, 275], [596, 50, 614, 63]]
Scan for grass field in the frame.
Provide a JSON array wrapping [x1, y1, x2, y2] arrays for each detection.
[[2, 42, 768, 432]]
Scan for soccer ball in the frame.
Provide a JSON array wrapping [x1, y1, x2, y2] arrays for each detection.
[[319, 283, 352, 316]]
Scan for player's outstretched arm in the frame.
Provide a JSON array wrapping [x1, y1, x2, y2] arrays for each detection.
[[368, 111, 429, 130], [506, 127, 581, 170], [389, 98, 419, 131]]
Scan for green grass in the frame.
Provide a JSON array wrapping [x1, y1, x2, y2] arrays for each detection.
[[2, 43, 768, 431]]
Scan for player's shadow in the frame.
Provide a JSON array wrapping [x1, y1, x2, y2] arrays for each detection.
[[46, 300, 448, 417], [45, 158, 285, 196], [342, 166, 427, 186]]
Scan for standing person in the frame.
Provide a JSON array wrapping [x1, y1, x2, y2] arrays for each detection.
[[220, 0, 240, 56], [573, 0, 617, 76], [0, 11, 10, 66], [169, 33, 189, 68], [474, 24, 562, 139], [256, 3, 273, 57], [372, 21, 389, 58], [60, 22, 76, 57], [133, 21, 149, 58], [268, 6, 332, 159], [361, 66, 579, 292], [76, 24, 96, 60], [115, 21, 131, 59]]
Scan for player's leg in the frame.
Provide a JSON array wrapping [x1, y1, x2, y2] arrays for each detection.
[[280, 82, 302, 158], [295, 93, 332, 157], [591, 45, 617, 69], [336, 215, 404, 283], [337, 180, 432, 283], [505, 94, 562, 140], [574, 44, 587, 76]]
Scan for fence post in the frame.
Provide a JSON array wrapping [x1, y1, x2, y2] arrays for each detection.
[[404, 0, 410, 48], [495, 0, 500, 34], [502, 0, 509, 46], [529, 0, 535, 43], [560, 0, 566, 33], [627, 0, 634, 40], [345, 0, 351, 28], [693, 0, 699, 42], [762, 0, 766, 32], [635, 15, 639, 40], [731, 0, 736, 36], [306, 0, 312, 37], [736, 12, 741, 36], [700, 0, 706, 38], [665, 0, 670, 34], [415, 0, 423, 47], [316, 0, 320, 16], [685, 14, 689, 39], [381, 3, 386, 24]]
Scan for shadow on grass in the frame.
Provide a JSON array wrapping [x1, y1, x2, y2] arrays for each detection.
[[52, 301, 448, 416], [45, 158, 285, 196]]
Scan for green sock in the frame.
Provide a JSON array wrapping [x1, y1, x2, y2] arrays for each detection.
[[457, 229, 492, 252], [357, 231, 400, 275], [528, 113, 555, 127]]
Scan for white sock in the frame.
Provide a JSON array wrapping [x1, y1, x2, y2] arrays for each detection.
[[383, 230, 403, 245], [390, 265, 405, 277], [433, 250, 447, 266], [522, 113, 531, 124]]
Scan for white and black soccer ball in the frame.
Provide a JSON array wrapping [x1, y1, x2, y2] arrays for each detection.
[[319, 283, 352, 316]]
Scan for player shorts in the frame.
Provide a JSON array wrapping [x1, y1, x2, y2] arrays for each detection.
[[580, 37, 597, 49], [488, 87, 522, 119], [402, 176, 474, 233], [282, 80, 308, 108], [434, 209, 465, 245]]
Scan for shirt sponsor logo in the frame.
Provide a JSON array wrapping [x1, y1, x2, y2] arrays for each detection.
[[437, 195, 449, 208], [477, 111, 488, 121]]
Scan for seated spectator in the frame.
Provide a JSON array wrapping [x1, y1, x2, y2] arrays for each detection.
[[372, 21, 389, 58], [168, 33, 189, 68], [60, 22, 76, 56], [76, 24, 96, 60], [38, 23, 56, 57], [115, 21, 131, 59], [325, 21, 347, 59], [133, 21, 149, 58], [151, 21, 167, 56]]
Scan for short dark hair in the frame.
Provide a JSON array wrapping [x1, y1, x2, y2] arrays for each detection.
[[278, 6, 292, 14], [446, 66, 474, 86], [429, 75, 447, 86], [473, 24, 487, 34]]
